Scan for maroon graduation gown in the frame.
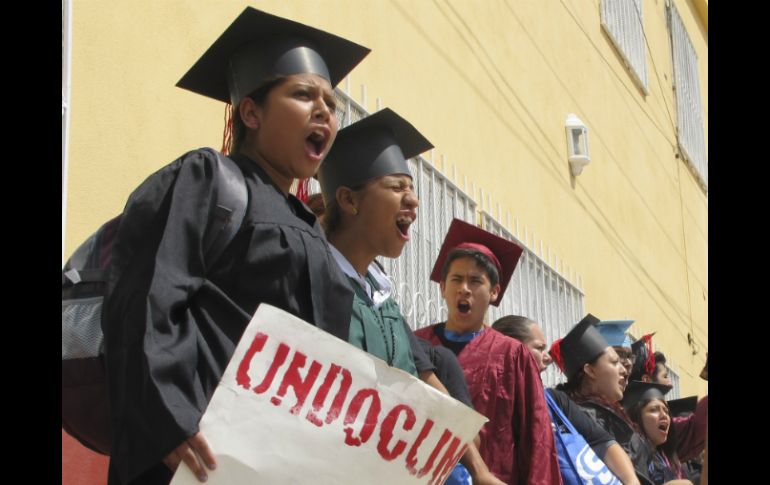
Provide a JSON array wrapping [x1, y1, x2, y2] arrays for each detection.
[[414, 325, 562, 485]]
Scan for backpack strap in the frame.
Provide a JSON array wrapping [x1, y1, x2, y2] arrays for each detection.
[[545, 389, 580, 435], [201, 148, 248, 269]]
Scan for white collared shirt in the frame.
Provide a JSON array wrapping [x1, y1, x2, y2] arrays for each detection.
[[329, 245, 392, 309]]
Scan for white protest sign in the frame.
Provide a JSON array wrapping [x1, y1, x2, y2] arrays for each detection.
[[170, 304, 487, 485]]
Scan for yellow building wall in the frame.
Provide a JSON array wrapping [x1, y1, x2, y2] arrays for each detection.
[[64, 0, 707, 397]]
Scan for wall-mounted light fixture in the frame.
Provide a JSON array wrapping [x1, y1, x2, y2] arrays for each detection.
[[565, 113, 590, 176]]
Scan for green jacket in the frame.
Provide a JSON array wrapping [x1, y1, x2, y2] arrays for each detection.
[[347, 274, 418, 377]]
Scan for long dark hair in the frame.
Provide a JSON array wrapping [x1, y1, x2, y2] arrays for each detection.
[[558, 351, 638, 430], [627, 397, 682, 475]]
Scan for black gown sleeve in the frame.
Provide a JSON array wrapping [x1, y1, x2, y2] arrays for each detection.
[[103, 149, 229, 484], [547, 388, 616, 459], [426, 342, 473, 408], [103, 149, 353, 485]]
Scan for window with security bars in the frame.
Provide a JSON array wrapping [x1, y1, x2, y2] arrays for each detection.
[[601, 0, 649, 93], [316, 87, 585, 389], [668, 3, 708, 188], [480, 212, 585, 388], [668, 365, 681, 400], [379, 156, 477, 329]]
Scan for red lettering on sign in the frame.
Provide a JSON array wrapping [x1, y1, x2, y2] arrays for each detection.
[[306, 364, 352, 427], [252, 342, 290, 395], [269, 351, 322, 414], [342, 388, 381, 447], [417, 428, 453, 478], [376, 404, 416, 461], [430, 437, 467, 485], [405, 418, 436, 475], [235, 332, 268, 390], [231, 325, 478, 479]]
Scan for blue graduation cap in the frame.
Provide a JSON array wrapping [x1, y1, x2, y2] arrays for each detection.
[[594, 320, 634, 347]]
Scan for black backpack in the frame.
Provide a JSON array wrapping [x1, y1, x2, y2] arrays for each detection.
[[61, 148, 247, 455]]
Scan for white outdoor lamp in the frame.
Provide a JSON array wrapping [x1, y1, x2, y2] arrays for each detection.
[[565, 113, 590, 176]]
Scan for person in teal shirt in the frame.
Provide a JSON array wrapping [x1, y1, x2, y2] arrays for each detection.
[[318, 108, 430, 376], [317, 108, 504, 485]]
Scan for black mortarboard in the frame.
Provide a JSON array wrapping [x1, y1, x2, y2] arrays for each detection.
[[556, 313, 608, 378], [429, 219, 523, 306], [177, 7, 370, 105], [318, 108, 433, 205], [621, 380, 672, 412], [667, 396, 698, 417]]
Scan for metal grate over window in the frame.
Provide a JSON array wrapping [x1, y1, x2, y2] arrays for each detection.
[[320, 87, 585, 388], [480, 212, 585, 388], [601, 0, 649, 93], [380, 156, 477, 328], [668, 3, 708, 188], [668, 364, 681, 400]]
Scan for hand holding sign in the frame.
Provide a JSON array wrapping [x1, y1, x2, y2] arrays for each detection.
[[170, 304, 487, 485]]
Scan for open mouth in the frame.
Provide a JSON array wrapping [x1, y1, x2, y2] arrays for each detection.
[[396, 214, 414, 238], [306, 129, 329, 158], [457, 301, 471, 315], [658, 423, 669, 433]]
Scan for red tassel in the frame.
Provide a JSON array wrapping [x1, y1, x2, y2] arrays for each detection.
[[549, 338, 565, 373], [640, 333, 656, 377], [221, 103, 234, 155], [296, 178, 310, 203]]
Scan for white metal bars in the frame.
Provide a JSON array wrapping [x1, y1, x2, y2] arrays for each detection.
[[668, 364, 681, 400], [306, 86, 478, 328], [480, 212, 585, 388], [668, 3, 708, 188], [321, 86, 583, 381], [601, 0, 649, 94], [380, 155, 477, 329]]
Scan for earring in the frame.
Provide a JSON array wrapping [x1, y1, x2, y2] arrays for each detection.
[[352, 207, 358, 215]]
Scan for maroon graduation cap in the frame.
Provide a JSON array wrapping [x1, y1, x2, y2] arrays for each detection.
[[429, 218, 523, 307]]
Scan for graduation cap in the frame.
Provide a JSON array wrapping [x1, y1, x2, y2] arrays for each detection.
[[629, 333, 656, 381], [177, 7, 370, 106], [594, 320, 634, 348], [429, 219, 523, 306], [667, 396, 698, 417], [554, 313, 608, 379], [621, 380, 672, 412], [317, 108, 433, 206]]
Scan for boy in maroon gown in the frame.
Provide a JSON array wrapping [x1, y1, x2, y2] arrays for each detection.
[[414, 219, 562, 485]]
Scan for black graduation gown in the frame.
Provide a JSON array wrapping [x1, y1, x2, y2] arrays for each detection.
[[574, 400, 656, 485], [102, 148, 353, 484]]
